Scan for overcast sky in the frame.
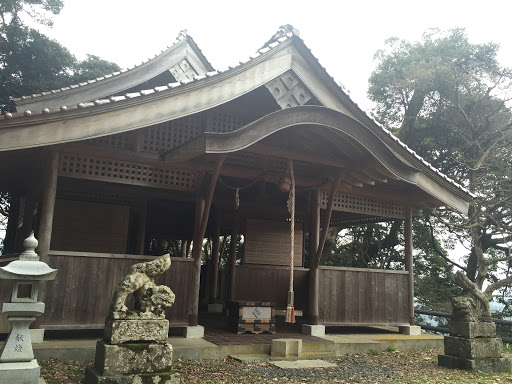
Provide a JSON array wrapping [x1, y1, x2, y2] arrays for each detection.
[[40, 0, 512, 111]]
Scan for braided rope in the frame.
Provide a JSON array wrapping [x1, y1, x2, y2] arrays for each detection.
[[289, 160, 295, 292], [286, 160, 296, 323]]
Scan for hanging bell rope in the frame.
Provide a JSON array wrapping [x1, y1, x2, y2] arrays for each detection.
[[286, 159, 296, 323]]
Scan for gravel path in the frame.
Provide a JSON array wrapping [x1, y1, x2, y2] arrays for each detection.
[[40, 349, 512, 384]]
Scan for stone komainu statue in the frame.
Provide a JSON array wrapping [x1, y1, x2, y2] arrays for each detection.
[[109, 253, 175, 319], [451, 271, 492, 323]]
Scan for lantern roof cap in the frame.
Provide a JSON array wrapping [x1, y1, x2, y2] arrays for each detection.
[[0, 232, 57, 281]]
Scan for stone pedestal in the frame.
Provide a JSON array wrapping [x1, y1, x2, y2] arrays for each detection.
[[302, 324, 325, 337], [399, 325, 422, 336], [0, 359, 42, 384], [85, 254, 179, 383], [181, 325, 205, 338], [104, 318, 169, 344], [439, 321, 510, 372], [85, 319, 180, 384], [271, 339, 303, 357]]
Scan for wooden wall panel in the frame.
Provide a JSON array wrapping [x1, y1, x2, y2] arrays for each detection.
[[244, 219, 303, 266], [318, 266, 410, 325], [51, 199, 130, 253], [234, 265, 309, 310], [39, 252, 194, 329]]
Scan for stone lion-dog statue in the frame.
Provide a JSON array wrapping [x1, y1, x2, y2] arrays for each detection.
[[109, 253, 175, 319]]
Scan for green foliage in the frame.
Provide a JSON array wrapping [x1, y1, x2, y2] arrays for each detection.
[[0, 2, 120, 247], [0, 0, 120, 113], [318, 222, 403, 269], [369, 28, 512, 310], [386, 345, 398, 352], [370, 348, 381, 355]]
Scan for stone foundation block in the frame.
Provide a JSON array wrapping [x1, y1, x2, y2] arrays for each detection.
[[438, 354, 511, 372], [271, 338, 302, 357], [0, 359, 41, 384], [29, 328, 45, 344], [84, 366, 180, 384], [399, 325, 422, 335], [450, 321, 496, 339], [302, 324, 325, 337], [94, 340, 173, 376], [181, 325, 204, 338], [104, 319, 169, 344], [444, 336, 503, 359]]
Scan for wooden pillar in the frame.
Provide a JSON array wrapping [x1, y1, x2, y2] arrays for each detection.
[[188, 156, 225, 326], [227, 210, 239, 301], [308, 189, 321, 325], [210, 208, 221, 302], [37, 151, 59, 262], [404, 207, 414, 325], [135, 199, 147, 255], [180, 240, 188, 258], [14, 195, 34, 252], [308, 177, 340, 325]]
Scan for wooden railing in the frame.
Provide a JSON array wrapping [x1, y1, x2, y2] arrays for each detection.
[[37, 251, 195, 330]]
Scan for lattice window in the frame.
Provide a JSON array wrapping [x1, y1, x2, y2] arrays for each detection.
[[320, 191, 405, 219], [59, 154, 198, 191], [209, 111, 246, 133], [88, 133, 130, 149], [143, 114, 202, 153]]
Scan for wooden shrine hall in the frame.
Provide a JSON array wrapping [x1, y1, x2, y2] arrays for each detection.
[[0, 26, 473, 336]]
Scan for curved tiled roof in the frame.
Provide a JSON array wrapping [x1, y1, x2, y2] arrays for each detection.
[[0, 27, 473, 201], [11, 31, 214, 112]]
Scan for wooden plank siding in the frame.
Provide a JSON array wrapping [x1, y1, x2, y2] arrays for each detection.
[[234, 265, 309, 310], [318, 266, 410, 325], [36, 252, 195, 329]]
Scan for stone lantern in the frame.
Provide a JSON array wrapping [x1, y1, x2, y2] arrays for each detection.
[[0, 232, 57, 384]]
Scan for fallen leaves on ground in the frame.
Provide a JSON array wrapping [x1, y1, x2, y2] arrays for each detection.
[[39, 349, 512, 384]]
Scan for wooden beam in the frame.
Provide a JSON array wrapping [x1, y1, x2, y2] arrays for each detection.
[[244, 143, 347, 168], [349, 171, 376, 185], [404, 206, 414, 325], [362, 168, 388, 183], [37, 151, 59, 261], [188, 155, 225, 326], [343, 175, 364, 188], [313, 176, 341, 269]]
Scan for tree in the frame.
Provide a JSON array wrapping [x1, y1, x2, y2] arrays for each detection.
[[0, 1, 120, 252], [0, 0, 120, 113], [368, 28, 512, 308]]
